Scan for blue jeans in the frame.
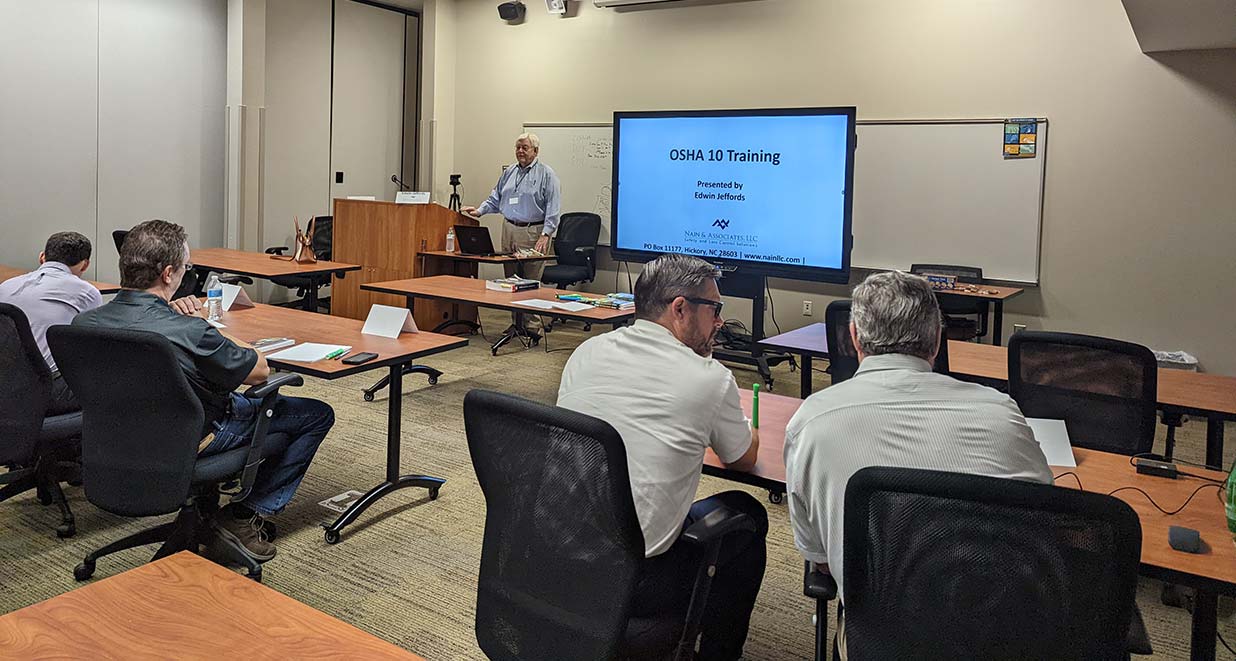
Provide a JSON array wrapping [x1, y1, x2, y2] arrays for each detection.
[[202, 392, 334, 516]]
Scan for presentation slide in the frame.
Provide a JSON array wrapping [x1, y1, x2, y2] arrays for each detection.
[[614, 112, 852, 272]]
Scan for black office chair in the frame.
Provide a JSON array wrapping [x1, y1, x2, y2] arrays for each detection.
[[265, 215, 334, 312], [463, 389, 757, 661], [910, 264, 989, 341], [825, 299, 948, 385], [48, 325, 303, 582], [540, 213, 601, 333], [1009, 331, 1158, 457], [805, 466, 1143, 660], [0, 304, 80, 538], [113, 228, 249, 299]]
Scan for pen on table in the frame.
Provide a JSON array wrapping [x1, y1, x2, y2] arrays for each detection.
[[332, 351, 352, 361], [752, 383, 760, 430]]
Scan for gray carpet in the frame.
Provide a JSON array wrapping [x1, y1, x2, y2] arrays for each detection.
[[1, 309, 1233, 660]]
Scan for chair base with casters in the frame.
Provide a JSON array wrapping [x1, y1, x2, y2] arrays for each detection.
[[0, 415, 81, 539], [361, 365, 442, 402]]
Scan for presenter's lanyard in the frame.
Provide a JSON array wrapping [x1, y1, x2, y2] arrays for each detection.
[[510, 164, 532, 194]]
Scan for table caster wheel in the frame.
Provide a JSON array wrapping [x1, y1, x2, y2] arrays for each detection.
[[74, 561, 95, 581], [363, 392, 375, 402], [324, 529, 341, 545], [768, 491, 784, 504], [428, 376, 439, 385]]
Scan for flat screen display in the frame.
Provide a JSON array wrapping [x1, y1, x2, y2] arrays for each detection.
[[611, 107, 856, 282]]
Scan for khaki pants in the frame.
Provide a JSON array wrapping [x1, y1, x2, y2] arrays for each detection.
[[501, 220, 552, 333]]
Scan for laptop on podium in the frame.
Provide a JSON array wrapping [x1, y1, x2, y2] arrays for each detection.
[[454, 225, 504, 257]]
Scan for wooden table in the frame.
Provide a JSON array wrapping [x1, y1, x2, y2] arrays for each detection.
[[933, 283, 1024, 345], [363, 274, 635, 355], [419, 248, 556, 266], [191, 247, 362, 311], [219, 303, 467, 542], [761, 325, 1236, 468], [704, 393, 1236, 660], [0, 551, 422, 659], [0, 264, 122, 294]]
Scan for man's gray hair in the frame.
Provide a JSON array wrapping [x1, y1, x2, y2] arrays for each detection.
[[516, 132, 540, 150], [634, 253, 720, 321], [851, 271, 942, 360]]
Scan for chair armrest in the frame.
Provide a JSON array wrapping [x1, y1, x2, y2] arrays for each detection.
[[574, 246, 595, 257], [680, 504, 757, 547], [243, 373, 304, 400], [265, 246, 289, 255], [576, 246, 597, 281], [233, 373, 304, 500], [802, 560, 837, 601]]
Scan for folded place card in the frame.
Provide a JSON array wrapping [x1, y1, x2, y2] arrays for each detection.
[[221, 283, 255, 312], [395, 191, 431, 205], [362, 304, 419, 338]]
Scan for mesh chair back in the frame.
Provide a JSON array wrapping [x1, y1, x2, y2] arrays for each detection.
[[311, 216, 333, 261], [825, 300, 859, 384], [843, 467, 1141, 661], [553, 213, 601, 269], [0, 304, 53, 465], [1009, 331, 1157, 456], [464, 389, 644, 661], [47, 326, 204, 516]]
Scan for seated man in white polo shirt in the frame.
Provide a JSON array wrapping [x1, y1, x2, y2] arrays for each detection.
[[557, 253, 766, 661], [784, 270, 1052, 656]]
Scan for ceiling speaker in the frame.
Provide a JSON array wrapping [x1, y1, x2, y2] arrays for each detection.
[[498, 1, 526, 21]]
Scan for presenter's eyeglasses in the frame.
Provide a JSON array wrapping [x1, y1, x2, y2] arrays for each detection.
[[684, 297, 724, 318]]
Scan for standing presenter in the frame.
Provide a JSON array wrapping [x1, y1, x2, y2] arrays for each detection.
[[463, 132, 562, 340]]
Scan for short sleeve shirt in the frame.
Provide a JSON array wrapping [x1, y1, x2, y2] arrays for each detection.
[[73, 290, 257, 437], [557, 320, 752, 556]]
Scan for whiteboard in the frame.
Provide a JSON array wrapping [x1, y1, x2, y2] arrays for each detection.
[[524, 124, 615, 244], [526, 119, 1047, 283]]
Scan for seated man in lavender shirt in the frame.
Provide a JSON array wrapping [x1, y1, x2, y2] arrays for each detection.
[[0, 232, 103, 415]]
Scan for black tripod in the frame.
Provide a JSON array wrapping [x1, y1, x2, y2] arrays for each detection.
[[448, 177, 462, 212]]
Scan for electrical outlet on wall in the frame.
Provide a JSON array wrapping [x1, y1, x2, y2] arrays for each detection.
[[802, 300, 813, 316]]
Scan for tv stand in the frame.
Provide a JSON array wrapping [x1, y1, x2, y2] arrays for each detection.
[[713, 270, 793, 391]]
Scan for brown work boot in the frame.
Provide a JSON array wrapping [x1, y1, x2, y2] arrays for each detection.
[[214, 503, 277, 563]]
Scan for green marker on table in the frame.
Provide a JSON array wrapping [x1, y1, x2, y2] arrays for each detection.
[[752, 383, 760, 430], [323, 348, 347, 360]]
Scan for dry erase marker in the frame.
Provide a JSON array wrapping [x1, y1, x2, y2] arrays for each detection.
[[323, 348, 347, 360], [752, 383, 760, 430]]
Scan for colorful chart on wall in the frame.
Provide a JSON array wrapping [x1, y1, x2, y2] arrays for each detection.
[[1004, 119, 1038, 158]]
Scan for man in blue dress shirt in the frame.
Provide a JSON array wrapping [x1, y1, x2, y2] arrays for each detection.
[[463, 132, 562, 338]]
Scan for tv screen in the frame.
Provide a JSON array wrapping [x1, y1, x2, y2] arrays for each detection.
[[611, 107, 856, 283]]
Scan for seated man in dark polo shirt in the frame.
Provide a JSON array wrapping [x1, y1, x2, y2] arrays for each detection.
[[73, 219, 334, 563]]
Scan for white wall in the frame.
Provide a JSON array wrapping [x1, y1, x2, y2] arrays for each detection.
[[445, 0, 1236, 374], [0, 0, 227, 284]]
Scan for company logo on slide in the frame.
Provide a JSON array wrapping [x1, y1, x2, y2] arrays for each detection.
[[711, 218, 731, 230]]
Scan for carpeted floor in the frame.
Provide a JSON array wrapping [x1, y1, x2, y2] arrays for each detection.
[[1, 309, 1233, 660]]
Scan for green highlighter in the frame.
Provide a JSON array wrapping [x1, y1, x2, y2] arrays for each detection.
[[752, 383, 760, 430]]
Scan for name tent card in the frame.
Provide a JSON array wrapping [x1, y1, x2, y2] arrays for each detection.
[[395, 191, 431, 205], [362, 304, 419, 338], [221, 283, 255, 312]]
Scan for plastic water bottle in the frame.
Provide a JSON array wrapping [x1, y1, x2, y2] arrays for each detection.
[[445, 227, 456, 252], [205, 274, 223, 321]]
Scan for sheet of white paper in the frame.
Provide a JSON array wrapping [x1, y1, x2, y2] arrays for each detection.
[[1027, 418, 1076, 467], [346, 195, 377, 201], [511, 299, 557, 310], [552, 301, 593, 312], [221, 283, 254, 312], [362, 304, 419, 338], [205, 318, 226, 329], [267, 343, 351, 362]]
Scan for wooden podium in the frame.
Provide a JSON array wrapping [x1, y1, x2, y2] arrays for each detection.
[[331, 199, 478, 329]]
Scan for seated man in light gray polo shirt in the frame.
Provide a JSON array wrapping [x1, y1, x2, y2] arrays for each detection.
[[784, 270, 1052, 656], [558, 253, 767, 661]]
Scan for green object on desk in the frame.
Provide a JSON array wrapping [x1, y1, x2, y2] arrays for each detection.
[[323, 348, 347, 360], [752, 383, 759, 429]]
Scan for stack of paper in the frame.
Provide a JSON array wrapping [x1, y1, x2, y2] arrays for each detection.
[[267, 343, 351, 362]]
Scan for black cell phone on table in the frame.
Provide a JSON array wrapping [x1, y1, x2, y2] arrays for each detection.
[[342, 352, 378, 365]]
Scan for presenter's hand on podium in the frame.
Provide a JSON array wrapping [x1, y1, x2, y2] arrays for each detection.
[[534, 235, 550, 255], [461, 206, 480, 217]]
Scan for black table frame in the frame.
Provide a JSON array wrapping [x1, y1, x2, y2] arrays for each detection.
[[267, 338, 467, 543]]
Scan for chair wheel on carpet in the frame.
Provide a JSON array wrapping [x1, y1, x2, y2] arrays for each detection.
[[324, 529, 341, 545], [57, 522, 76, 538], [74, 561, 95, 581], [429, 487, 441, 501]]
